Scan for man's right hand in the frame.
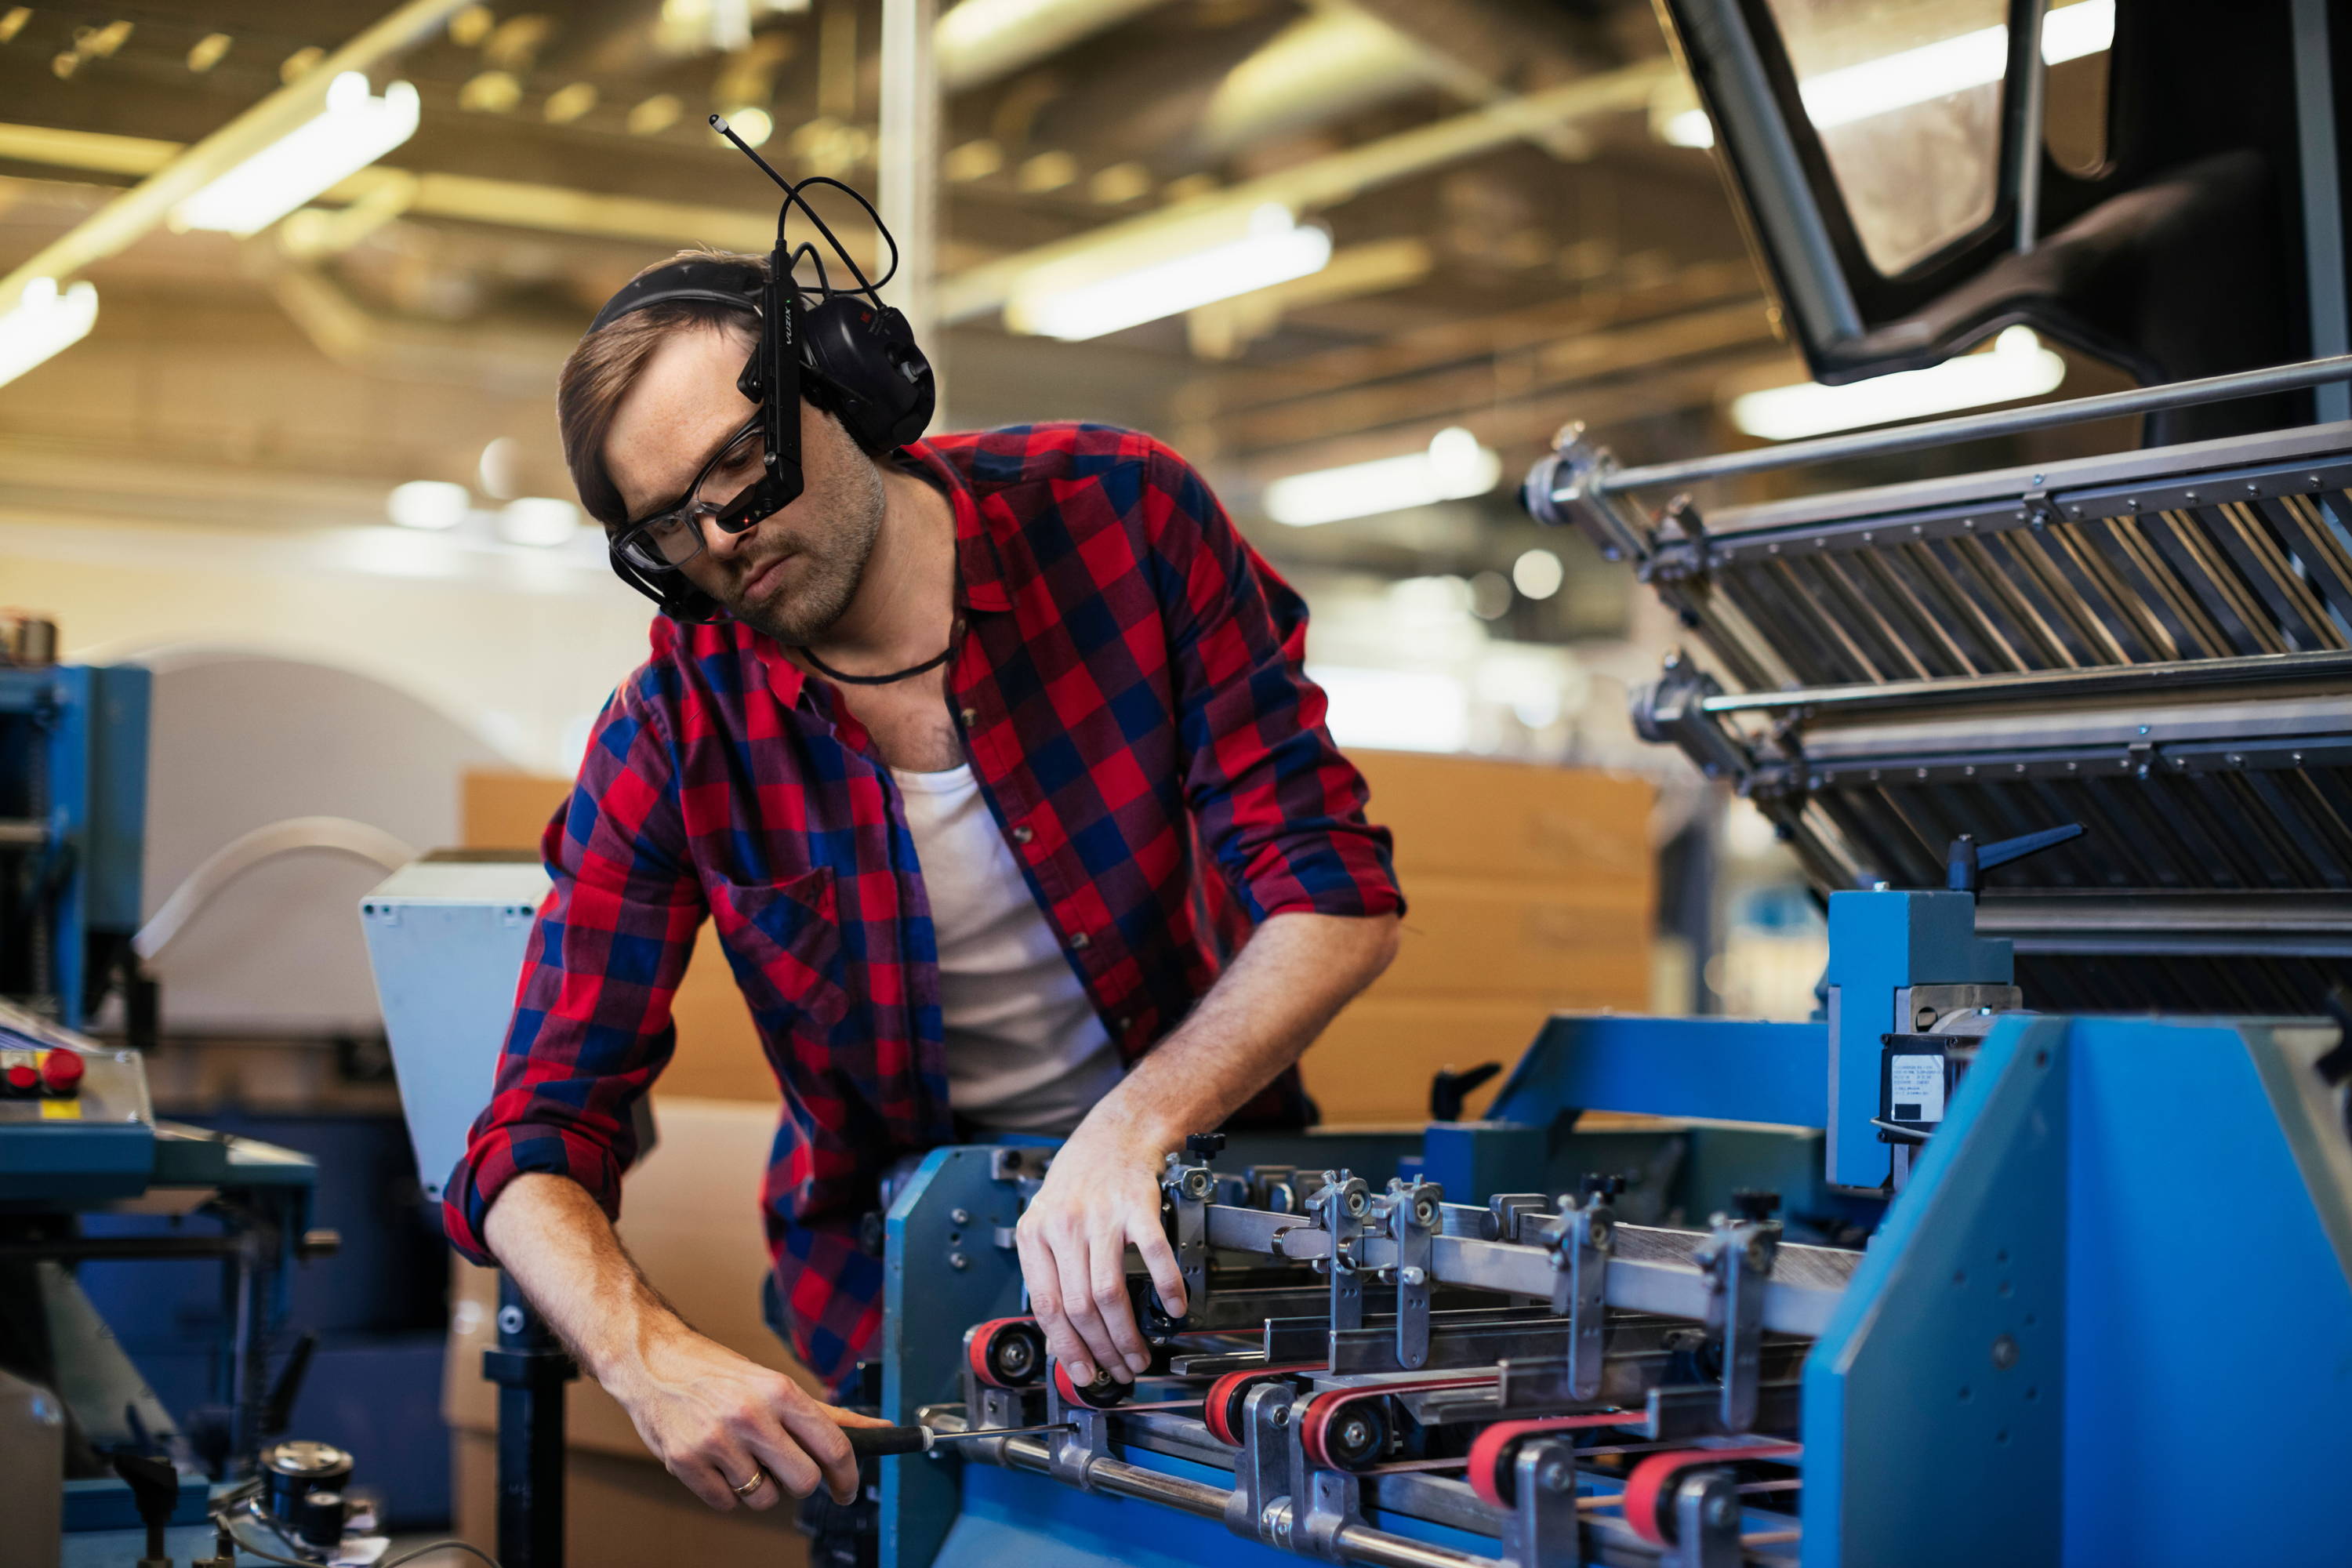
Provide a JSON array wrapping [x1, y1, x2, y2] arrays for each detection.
[[609, 1323, 891, 1510], [481, 1174, 893, 1512]]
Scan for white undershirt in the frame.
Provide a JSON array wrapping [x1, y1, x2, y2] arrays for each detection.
[[891, 764, 1125, 1134]]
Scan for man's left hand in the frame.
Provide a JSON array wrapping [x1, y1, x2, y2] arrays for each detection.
[[1012, 1114, 1186, 1389]]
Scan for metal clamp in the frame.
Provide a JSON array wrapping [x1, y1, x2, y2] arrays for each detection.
[[1162, 1149, 1217, 1323], [1225, 1380, 1300, 1547], [1377, 1178, 1442, 1370], [1664, 1468, 1743, 1568], [1045, 1377, 1113, 1490], [1545, 1181, 1616, 1403], [1523, 421, 1647, 564], [1695, 1199, 1780, 1434], [1307, 1172, 1370, 1332], [1486, 1193, 1551, 1243], [1501, 1437, 1582, 1568]]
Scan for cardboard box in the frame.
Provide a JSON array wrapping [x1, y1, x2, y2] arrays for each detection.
[[1352, 750, 1654, 884], [452, 1429, 808, 1568], [462, 770, 777, 1105], [1375, 875, 1653, 998]]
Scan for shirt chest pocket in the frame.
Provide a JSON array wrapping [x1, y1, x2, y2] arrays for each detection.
[[706, 866, 850, 1033]]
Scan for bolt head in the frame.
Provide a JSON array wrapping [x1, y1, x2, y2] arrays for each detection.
[[949, 1208, 971, 1225], [1703, 1485, 1739, 1528], [1538, 1456, 1574, 1494], [948, 1251, 969, 1270], [1399, 1265, 1427, 1287]]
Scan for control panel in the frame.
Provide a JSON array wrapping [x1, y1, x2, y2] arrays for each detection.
[[0, 1000, 156, 1203]]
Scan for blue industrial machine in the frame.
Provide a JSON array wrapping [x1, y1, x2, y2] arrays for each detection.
[[836, 363, 2352, 1568], [2, 650, 151, 1033], [1, 647, 361, 1567]]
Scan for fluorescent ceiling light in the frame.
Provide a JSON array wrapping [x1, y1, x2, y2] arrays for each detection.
[[173, 72, 422, 237], [1729, 326, 2065, 441], [1265, 426, 1502, 528], [1306, 664, 1469, 754], [387, 479, 470, 531], [1664, 0, 2113, 148], [498, 497, 581, 547], [1512, 548, 1564, 601], [1006, 204, 1331, 340], [0, 278, 97, 389]]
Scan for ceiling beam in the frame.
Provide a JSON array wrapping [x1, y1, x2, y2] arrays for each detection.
[[0, 0, 474, 312], [935, 56, 1675, 325]]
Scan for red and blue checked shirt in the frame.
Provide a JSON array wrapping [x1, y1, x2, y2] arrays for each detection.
[[442, 423, 1403, 1387]]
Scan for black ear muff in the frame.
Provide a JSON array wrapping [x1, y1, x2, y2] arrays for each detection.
[[800, 294, 935, 452]]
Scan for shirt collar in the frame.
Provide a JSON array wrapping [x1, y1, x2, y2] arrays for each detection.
[[745, 437, 1009, 706]]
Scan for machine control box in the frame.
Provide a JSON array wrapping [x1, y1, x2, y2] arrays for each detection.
[[0, 1003, 156, 1203]]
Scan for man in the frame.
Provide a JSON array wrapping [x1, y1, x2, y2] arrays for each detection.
[[442, 247, 1403, 1515]]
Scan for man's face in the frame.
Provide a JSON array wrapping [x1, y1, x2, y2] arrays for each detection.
[[604, 322, 885, 644]]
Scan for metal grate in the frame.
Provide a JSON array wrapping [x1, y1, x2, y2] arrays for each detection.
[[1531, 406, 2352, 1015]]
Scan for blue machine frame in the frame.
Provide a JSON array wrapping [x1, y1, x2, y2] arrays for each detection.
[[0, 662, 151, 1031], [869, 884, 2352, 1568]]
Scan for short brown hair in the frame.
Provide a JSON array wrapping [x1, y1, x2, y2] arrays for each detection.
[[557, 248, 766, 527]]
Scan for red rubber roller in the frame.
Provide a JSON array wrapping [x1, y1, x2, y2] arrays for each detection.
[[1466, 1411, 1635, 1509], [966, 1317, 1048, 1389], [1051, 1360, 1129, 1410], [1621, 1441, 1800, 1545]]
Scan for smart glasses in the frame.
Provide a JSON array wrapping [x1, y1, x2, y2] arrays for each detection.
[[609, 412, 771, 572]]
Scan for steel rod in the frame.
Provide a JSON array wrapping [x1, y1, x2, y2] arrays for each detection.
[[1591, 354, 2352, 495], [993, 1435, 1494, 1568], [1700, 648, 2352, 717]]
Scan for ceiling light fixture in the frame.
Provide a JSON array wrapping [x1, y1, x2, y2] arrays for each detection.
[[1664, 0, 2114, 148], [1263, 426, 1501, 528], [1006, 204, 1332, 341], [498, 496, 580, 547], [0, 277, 97, 390], [1729, 326, 2065, 441], [387, 479, 470, 531], [172, 71, 420, 237]]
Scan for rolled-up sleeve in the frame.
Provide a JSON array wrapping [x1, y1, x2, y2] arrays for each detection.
[[441, 677, 706, 1265], [1142, 440, 1403, 924]]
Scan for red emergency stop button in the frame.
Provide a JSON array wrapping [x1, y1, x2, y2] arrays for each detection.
[[3, 1062, 38, 1095], [41, 1050, 85, 1096]]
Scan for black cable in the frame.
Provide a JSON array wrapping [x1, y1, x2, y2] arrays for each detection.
[[216, 1512, 503, 1568]]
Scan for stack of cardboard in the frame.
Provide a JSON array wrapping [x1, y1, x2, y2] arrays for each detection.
[[1311, 751, 1655, 1124], [461, 753, 1657, 1126]]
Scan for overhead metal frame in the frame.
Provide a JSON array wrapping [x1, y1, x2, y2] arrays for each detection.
[[1531, 364, 2352, 1014]]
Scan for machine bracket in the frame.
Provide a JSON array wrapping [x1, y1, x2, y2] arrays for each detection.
[[1377, 1177, 1441, 1370], [1486, 1192, 1551, 1243], [1308, 1173, 1370, 1333], [1163, 1145, 1216, 1327], [1664, 1468, 1743, 1568], [1044, 1380, 1113, 1492], [1697, 1200, 1778, 1434], [1225, 1380, 1300, 1547], [1501, 1436, 1582, 1568], [1544, 1180, 1617, 1402]]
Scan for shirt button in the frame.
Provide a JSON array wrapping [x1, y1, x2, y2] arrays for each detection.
[[1069, 932, 1091, 951], [958, 706, 978, 726], [1114, 1015, 1133, 1031], [1011, 826, 1034, 845]]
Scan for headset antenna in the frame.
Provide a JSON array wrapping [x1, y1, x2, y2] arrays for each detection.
[[710, 114, 795, 195]]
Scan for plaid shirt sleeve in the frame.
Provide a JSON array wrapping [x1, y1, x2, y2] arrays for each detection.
[[441, 675, 706, 1265], [1140, 438, 1403, 923]]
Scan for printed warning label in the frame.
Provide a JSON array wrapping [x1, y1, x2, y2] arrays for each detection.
[[1890, 1054, 1946, 1123]]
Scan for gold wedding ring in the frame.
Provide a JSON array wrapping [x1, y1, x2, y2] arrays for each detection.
[[731, 1468, 770, 1498]]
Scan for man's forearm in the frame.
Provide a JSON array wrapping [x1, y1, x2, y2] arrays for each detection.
[[1088, 909, 1401, 1152], [481, 1171, 688, 1388]]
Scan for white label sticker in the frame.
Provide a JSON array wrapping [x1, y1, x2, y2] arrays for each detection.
[[1889, 1054, 1946, 1123]]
